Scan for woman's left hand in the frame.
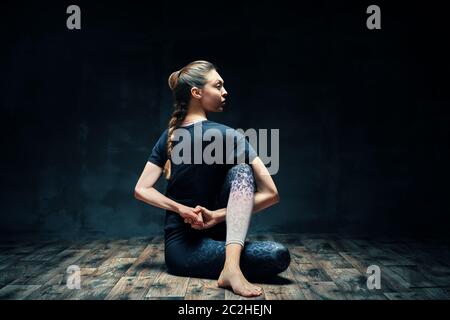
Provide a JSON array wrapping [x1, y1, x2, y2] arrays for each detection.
[[190, 206, 223, 230]]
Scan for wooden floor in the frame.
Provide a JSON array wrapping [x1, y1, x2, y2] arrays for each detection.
[[0, 233, 449, 300]]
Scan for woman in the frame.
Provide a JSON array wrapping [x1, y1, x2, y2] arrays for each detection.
[[134, 60, 290, 298]]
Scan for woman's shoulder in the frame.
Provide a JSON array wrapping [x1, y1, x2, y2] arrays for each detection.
[[204, 120, 236, 133], [159, 128, 169, 137], [153, 128, 168, 146], [205, 121, 250, 141]]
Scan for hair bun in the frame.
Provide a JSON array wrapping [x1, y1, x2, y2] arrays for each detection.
[[168, 70, 181, 91]]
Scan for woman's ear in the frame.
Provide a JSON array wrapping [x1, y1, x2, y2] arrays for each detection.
[[191, 87, 202, 99]]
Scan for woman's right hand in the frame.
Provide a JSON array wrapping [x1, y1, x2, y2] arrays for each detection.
[[178, 205, 203, 227]]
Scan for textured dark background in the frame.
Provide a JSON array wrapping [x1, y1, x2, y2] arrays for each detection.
[[1, 1, 449, 239]]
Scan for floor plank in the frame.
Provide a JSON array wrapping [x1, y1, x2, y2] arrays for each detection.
[[105, 276, 153, 300], [185, 278, 225, 300], [262, 266, 305, 300], [302, 281, 346, 300], [145, 271, 190, 300], [0, 285, 41, 300]]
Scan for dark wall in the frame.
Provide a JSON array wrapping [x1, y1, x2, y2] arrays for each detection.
[[1, 1, 449, 239]]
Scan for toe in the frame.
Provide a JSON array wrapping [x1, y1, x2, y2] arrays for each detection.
[[243, 289, 253, 297], [251, 287, 260, 295]]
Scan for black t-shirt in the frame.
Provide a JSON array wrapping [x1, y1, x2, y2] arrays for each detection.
[[148, 119, 257, 231]]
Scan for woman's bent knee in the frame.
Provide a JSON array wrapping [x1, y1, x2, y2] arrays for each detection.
[[241, 241, 291, 278], [274, 244, 291, 273]]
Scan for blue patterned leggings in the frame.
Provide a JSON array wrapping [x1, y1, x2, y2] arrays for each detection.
[[164, 164, 291, 280]]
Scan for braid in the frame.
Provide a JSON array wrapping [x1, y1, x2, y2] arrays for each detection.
[[164, 103, 187, 179]]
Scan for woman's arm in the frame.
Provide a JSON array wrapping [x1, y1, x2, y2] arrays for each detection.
[[134, 162, 203, 224], [251, 156, 280, 212]]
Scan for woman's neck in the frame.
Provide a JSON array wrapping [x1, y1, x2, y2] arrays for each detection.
[[183, 106, 208, 123]]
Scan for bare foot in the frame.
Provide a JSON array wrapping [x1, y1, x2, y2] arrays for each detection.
[[217, 266, 262, 297]]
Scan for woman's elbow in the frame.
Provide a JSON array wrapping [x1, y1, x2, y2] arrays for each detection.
[[265, 189, 279, 205], [272, 191, 280, 204], [134, 187, 145, 200]]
